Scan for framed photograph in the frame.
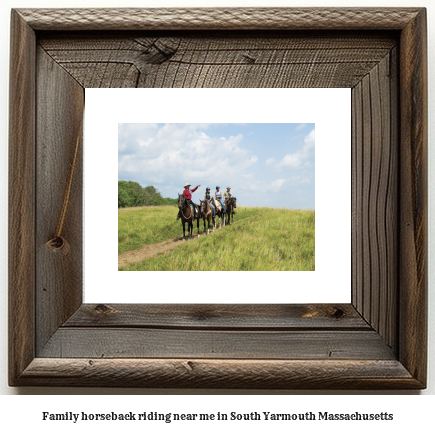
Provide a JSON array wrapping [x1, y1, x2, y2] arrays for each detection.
[[86, 88, 350, 304], [9, 8, 427, 388]]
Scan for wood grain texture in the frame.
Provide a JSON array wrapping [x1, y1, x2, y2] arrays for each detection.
[[8, 10, 36, 386], [387, 47, 399, 350], [8, 8, 427, 389], [17, 358, 420, 389], [398, 8, 428, 386], [35, 48, 84, 353], [351, 50, 398, 352], [65, 304, 369, 330], [39, 33, 396, 89], [351, 79, 362, 313], [16, 8, 422, 31], [39, 329, 395, 360]]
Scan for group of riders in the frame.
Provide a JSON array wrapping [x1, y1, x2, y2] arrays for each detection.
[[177, 184, 234, 221]]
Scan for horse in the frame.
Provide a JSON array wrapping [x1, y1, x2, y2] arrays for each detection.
[[200, 200, 216, 234], [178, 193, 201, 239], [224, 197, 237, 225], [212, 198, 225, 228]]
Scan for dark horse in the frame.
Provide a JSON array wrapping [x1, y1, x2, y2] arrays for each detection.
[[224, 197, 237, 225], [200, 200, 216, 234], [178, 194, 201, 239]]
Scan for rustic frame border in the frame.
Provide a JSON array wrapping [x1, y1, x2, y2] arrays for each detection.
[[9, 8, 427, 389]]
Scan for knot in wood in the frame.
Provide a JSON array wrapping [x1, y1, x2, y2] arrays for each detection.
[[243, 53, 256, 64], [332, 308, 345, 319], [94, 304, 116, 315], [45, 236, 70, 255]]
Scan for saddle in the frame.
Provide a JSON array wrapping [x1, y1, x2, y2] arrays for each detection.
[[213, 199, 222, 211]]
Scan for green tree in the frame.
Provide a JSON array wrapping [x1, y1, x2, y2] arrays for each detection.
[[118, 185, 131, 208], [118, 181, 177, 208]]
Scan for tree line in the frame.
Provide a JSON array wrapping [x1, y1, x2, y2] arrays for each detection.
[[118, 181, 178, 208]]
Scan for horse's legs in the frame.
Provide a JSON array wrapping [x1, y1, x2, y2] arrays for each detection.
[[182, 220, 186, 239]]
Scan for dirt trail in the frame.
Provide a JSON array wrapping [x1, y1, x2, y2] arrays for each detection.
[[118, 217, 250, 269]]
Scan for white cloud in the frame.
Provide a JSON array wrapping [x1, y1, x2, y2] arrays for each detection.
[[118, 124, 253, 192], [296, 123, 307, 130], [118, 124, 315, 206], [138, 137, 154, 148], [242, 178, 287, 193], [277, 154, 303, 169], [304, 129, 315, 150], [276, 129, 315, 171], [270, 179, 286, 191]]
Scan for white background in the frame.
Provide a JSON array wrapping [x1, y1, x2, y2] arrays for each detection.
[[85, 88, 351, 303], [0, 0, 433, 421]]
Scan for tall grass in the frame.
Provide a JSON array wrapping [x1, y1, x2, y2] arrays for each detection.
[[119, 208, 315, 271], [118, 205, 265, 254]]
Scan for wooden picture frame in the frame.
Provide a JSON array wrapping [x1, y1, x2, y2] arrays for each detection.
[[9, 8, 427, 389]]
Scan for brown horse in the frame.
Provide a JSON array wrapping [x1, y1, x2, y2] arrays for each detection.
[[200, 200, 216, 234], [178, 193, 201, 239], [224, 197, 237, 225]]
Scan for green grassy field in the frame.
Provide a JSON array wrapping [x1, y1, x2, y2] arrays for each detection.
[[119, 206, 315, 271], [118, 205, 264, 254]]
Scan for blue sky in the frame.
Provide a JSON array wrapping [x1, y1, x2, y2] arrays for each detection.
[[118, 123, 315, 208]]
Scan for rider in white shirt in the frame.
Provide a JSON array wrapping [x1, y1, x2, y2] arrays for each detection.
[[215, 186, 225, 212]]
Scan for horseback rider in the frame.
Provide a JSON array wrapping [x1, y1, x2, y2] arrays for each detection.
[[204, 187, 215, 217], [215, 186, 225, 212], [223, 187, 235, 214], [177, 183, 201, 220], [223, 186, 232, 201]]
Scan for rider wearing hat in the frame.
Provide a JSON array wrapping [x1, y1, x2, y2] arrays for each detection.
[[204, 187, 215, 217], [223, 186, 232, 201], [215, 186, 225, 212], [177, 183, 201, 220], [223, 187, 235, 214]]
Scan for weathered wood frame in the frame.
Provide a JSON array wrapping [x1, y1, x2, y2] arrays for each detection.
[[9, 8, 427, 388]]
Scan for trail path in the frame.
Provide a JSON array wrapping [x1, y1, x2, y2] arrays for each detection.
[[118, 216, 250, 269]]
